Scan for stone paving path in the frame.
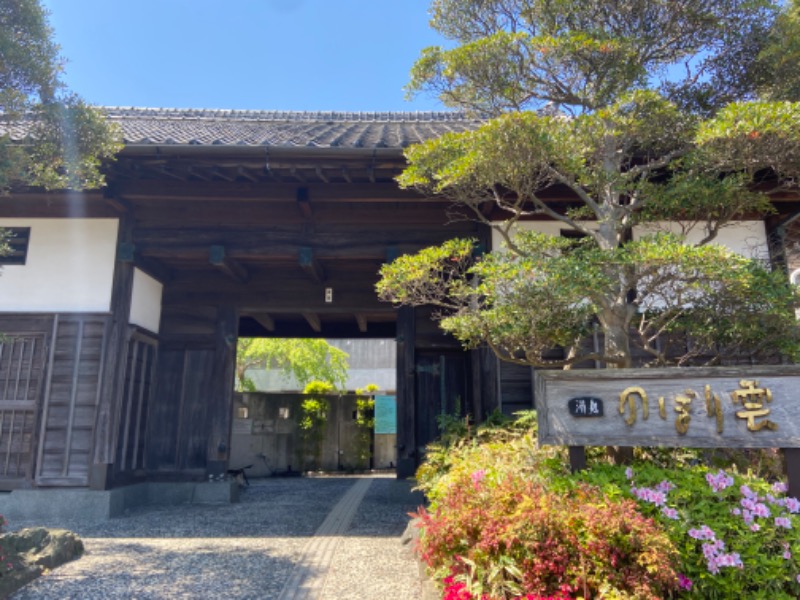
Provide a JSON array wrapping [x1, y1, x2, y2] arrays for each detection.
[[9, 474, 424, 599], [279, 478, 372, 599]]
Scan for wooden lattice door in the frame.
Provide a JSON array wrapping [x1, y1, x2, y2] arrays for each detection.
[[0, 334, 47, 487]]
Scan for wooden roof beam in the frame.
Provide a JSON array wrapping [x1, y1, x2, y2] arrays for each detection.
[[188, 167, 211, 181], [290, 166, 305, 183], [341, 168, 352, 183], [237, 167, 258, 183], [211, 168, 236, 182], [158, 166, 187, 181], [209, 245, 248, 284], [250, 313, 276, 332], [299, 246, 325, 283], [303, 312, 322, 333], [315, 166, 329, 183], [355, 313, 368, 333]]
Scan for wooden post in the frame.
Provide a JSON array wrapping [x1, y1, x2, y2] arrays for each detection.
[[91, 216, 135, 490], [206, 305, 238, 477], [784, 448, 800, 499], [395, 306, 416, 479], [568, 446, 587, 473]]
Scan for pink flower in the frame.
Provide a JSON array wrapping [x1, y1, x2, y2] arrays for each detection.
[[773, 481, 789, 494], [625, 467, 633, 480], [689, 525, 716, 541], [678, 574, 693, 591], [661, 507, 679, 520], [706, 470, 734, 492], [741, 484, 757, 499], [776, 517, 792, 529], [753, 503, 771, 518], [656, 480, 675, 493], [470, 469, 487, 487], [786, 497, 800, 514]]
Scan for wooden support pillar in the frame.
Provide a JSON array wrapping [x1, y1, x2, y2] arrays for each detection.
[[92, 216, 136, 490], [206, 305, 238, 477], [396, 306, 416, 479], [471, 346, 500, 422], [569, 446, 587, 473], [784, 448, 800, 500], [469, 222, 500, 422]]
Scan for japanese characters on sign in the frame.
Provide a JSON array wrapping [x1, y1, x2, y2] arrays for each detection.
[[617, 379, 775, 435], [568, 397, 604, 417], [535, 367, 800, 449]]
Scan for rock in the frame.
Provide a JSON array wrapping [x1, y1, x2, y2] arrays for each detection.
[[401, 518, 440, 600], [0, 528, 84, 598]]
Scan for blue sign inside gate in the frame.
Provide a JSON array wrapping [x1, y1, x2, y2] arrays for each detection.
[[374, 395, 397, 434]]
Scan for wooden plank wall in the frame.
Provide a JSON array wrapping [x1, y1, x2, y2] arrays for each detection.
[[0, 332, 47, 487], [113, 332, 157, 478], [35, 314, 109, 487], [147, 347, 215, 476]]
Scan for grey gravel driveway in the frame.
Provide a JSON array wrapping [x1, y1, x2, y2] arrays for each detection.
[[8, 474, 425, 599]]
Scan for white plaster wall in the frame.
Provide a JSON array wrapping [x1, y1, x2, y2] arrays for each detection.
[[490, 219, 768, 259], [633, 221, 769, 260], [129, 268, 163, 333], [0, 218, 118, 312]]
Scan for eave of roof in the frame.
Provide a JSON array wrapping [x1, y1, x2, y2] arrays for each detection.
[[102, 107, 482, 151]]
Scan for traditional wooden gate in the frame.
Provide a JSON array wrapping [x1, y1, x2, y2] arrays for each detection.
[[414, 352, 469, 455], [0, 333, 48, 488]]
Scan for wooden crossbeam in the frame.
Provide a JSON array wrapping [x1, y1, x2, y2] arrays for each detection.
[[209, 245, 248, 284], [355, 314, 368, 333], [303, 312, 322, 333], [299, 246, 325, 283]]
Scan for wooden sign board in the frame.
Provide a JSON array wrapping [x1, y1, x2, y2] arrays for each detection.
[[535, 366, 800, 448]]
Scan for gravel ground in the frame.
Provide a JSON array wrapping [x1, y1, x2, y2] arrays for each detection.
[[8, 475, 424, 600]]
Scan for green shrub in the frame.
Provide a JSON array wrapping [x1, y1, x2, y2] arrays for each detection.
[[298, 381, 332, 470], [572, 463, 800, 599], [413, 413, 800, 599]]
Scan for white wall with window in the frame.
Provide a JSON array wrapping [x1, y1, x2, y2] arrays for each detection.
[[0, 218, 119, 312]]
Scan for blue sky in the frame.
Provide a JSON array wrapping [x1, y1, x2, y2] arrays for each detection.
[[41, 0, 449, 112]]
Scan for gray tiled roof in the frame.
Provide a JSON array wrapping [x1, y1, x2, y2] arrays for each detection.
[[101, 107, 481, 149]]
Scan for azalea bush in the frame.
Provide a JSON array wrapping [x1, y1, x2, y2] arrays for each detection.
[[414, 416, 800, 599], [572, 464, 800, 599]]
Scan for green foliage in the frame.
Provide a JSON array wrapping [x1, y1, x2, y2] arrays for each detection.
[[388, 1, 800, 371], [298, 380, 333, 471], [417, 457, 680, 598], [353, 384, 379, 469], [572, 464, 800, 599], [235, 338, 349, 392], [380, 230, 800, 368], [755, 0, 800, 102], [0, 0, 121, 191], [414, 414, 800, 599], [411, 0, 776, 116]]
